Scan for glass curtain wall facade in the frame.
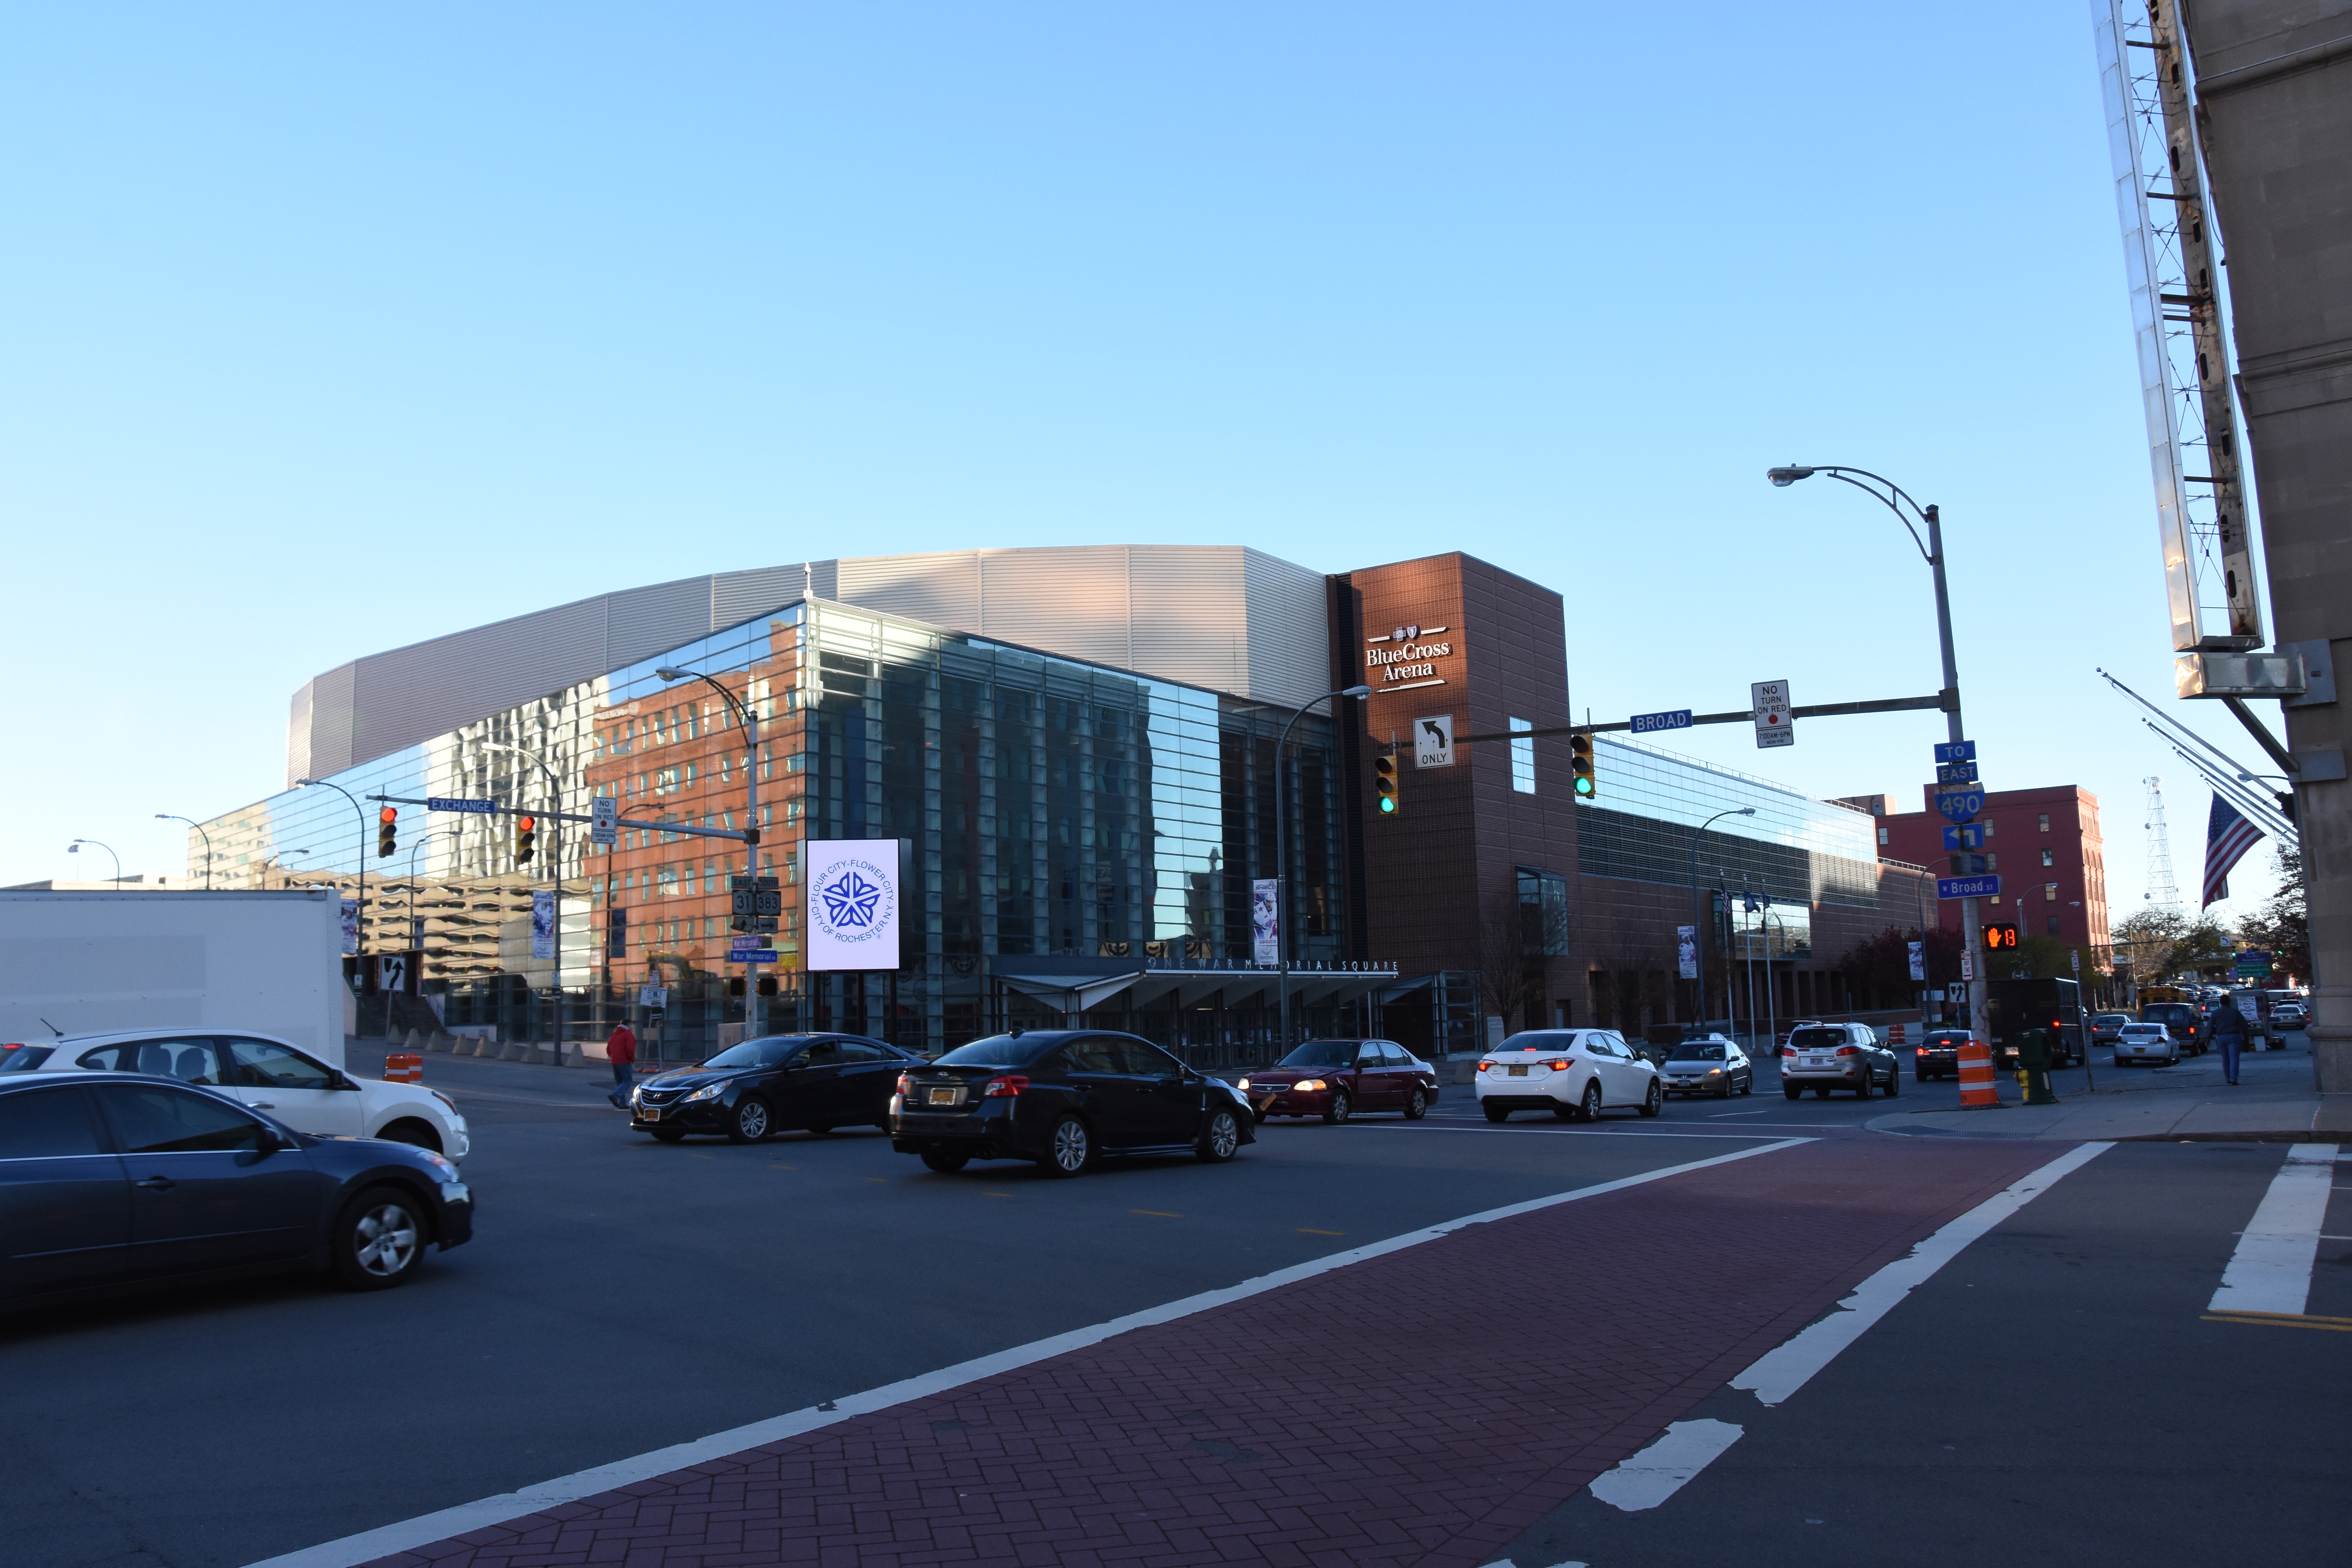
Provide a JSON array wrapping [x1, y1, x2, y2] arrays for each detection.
[[200, 596, 1345, 1058]]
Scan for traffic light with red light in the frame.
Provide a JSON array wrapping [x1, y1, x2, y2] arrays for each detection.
[[1374, 752, 1400, 816], [1982, 922, 2019, 950], [377, 807, 397, 858], [1570, 733, 1597, 798], [516, 814, 537, 864]]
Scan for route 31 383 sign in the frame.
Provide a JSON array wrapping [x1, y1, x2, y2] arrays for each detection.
[[806, 839, 901, 972]]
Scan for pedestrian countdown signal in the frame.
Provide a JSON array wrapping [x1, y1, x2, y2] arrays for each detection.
[[1982, 922, 2019, 951]]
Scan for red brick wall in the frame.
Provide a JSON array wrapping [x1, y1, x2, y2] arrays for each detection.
[[1876, 784, 2108, 949]]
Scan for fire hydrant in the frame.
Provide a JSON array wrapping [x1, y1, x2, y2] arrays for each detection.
[[2018, 1026, 2061, 1106]]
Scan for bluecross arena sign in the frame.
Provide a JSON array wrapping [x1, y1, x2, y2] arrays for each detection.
[[1363, 621, 1454, 691], [806, 838, 901, 972]]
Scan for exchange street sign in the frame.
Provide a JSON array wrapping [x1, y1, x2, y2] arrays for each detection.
[[426, 797, 499, 814], [1935, 788, 1985, 824], [1751, 680, 1793, 749], [1942, 823, 1988, 851], [1935, 760, 1979, 785], [591, 795, 618, 846], [1937, 874, 2001, 900], [1933, 740, 1977, 764], [1631, 709, 1693, 735]]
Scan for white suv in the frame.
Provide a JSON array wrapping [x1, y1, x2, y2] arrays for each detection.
[[1475, 1029, 1661, 1122], [11, 1029, 470, 1158]]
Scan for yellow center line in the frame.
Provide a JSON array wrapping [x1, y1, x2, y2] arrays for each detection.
[[688, 1153, 713, 1160], [2203, 1312, 2352, 1332], [1131, 1209, 1181, 1218], [769, 1164, 797, 1170], [1297, 1228, 1346, 1236], [984, 1191, 1015, 1198], [867, 1177, 889, 1183]]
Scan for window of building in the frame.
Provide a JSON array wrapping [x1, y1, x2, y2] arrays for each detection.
[[1516, 866, 1569, 955], [2041, 848, 2054, 867], [1509, 718, 1535, 794], [2038, 813, 2050, 833], [1986, 853, 1998, 871], [2047, 916, 2061, 936], [1877, 827, 1889, 846], [2043, 882, 2058, 902]]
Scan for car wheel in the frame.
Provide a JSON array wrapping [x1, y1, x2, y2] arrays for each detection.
[[1042, 1114, 1093, 1177], [920, 1149, 970, 1173], [330, 1187, 425, 1292], [1197, 1108, 1241, 1163], [1885, 1066, 1900, 1098], [1483, 1102, 1510, 1123], [1323, 1087, 1353, 1124], [1715, 1076, 1733, 1099], [726, 1096, 773, 1144], [1784, 1084, 1801, 1100], [1639, 1079, 1662, 1118], [649, 1127, 686, 1142], [376, 1118, 443, 1153], [1914, 1067, 1926, 1082], [1742, 1073, 1753, 1096], [1403, 1087, 1429, 1120], [1579, 1080, 1603, 1123]]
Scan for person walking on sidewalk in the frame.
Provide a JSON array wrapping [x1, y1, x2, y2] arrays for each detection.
[[606, 1021, 639, 1108], [2212, 998, 2244, 1085]]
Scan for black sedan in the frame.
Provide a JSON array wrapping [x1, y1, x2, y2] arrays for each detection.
[[890, 1029, 1255, 1176], [629, 1033, 926, 1142], [1, 1072, 473, 1311]]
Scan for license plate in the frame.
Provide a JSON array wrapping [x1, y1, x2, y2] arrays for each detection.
[[927, 1087, 960, 1106], [1508, 1065, 1528, 1077], [639, 1106, 659, 1120], [1804, 1056, 1833, 1067]]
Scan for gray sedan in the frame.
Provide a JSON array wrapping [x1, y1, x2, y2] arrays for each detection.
[[1659, 1035, 1753, 1098]]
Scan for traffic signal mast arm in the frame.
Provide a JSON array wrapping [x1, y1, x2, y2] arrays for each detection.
[[1452, 689, 1951, 745], [365, 794, 762, 844]]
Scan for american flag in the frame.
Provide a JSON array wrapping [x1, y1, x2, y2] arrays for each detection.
[[2202, 793, 2264, 908]]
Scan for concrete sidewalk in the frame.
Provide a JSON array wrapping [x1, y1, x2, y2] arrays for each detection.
[[1872, 1035, 2352, 1142]]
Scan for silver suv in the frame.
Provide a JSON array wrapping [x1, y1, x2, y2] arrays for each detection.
[[1779, 1023, 1899, 1099]]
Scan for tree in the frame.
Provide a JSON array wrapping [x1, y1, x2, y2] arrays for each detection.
[[2111, 907, 2188, 983], [1836, 924, 1963, 1010], [2234, 844, 2309, 983], [1476, 885, 1540, 1036]]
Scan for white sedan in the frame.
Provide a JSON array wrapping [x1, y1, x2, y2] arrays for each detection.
[[2114, 1021, 2179, 1067], [10, 1029, 470, 1157], [1474, 1029, 1661, 1122]]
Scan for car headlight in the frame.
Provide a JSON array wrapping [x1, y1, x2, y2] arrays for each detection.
[[1237, 1078, 1250, 1091], [1705, 1067, 1722, 1076], [682, 1082, 724, 1102], [416, 1151, 459, 1181], [1294, 1079, 1326, 1093]]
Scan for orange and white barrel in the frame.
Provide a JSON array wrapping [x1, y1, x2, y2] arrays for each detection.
[[1889, 1023, 1907, 1046], [383, 1052, 423, 1084], [1956, 1034, 1999, 1108]]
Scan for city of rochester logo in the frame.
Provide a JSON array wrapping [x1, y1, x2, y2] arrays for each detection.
[[814, 860, 893, 943], [1364, 622, 1452, 685]]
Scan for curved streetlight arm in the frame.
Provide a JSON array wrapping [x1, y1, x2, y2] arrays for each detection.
[[1772, 465, 1936, 564], [68, 838, 123, 885], [1269, 684, 1372, 1052], [154, 815, 214, 890], [295, 777, 369, 958], [1687, 807, 1756, 1032]]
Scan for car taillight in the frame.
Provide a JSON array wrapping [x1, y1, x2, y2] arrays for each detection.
[[982, 1074, 1029, 1098], [1549, 1058, 1570, 1070], [1836, 1045, 1859, 1056], [1780, 1045, 1795, 1057], [896, 1073, 913, 1096], [1477, 1060, 1492, 1073]]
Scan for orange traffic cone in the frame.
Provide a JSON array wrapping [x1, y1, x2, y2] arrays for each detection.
[[1957, 1034, 2000, 1108]]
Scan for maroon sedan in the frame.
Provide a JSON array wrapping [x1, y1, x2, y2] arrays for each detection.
[[1237, 1038, 1438, 1123]]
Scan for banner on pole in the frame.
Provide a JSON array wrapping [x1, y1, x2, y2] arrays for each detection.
[[339, 899, 359, 956], [1677, 925, 1698, 980], [1252, 879, 1280, 965], [806, 839, 901, 971], [1907, 940, 1926, 982], [532, 891, 557, 960]]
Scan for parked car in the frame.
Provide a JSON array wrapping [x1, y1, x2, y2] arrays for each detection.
[[18, 1029, 469, 1157], [1236, 1038, 1439, 1122], [2089, 1013, 2131, 1047], [0, 1072, 472, 1310], [889, 1029, 1255, 1176], [2137, 1003, 2209, 1056], [1659, 1035, 1751, 1098], [1473, 1029, 1662, 1122], [630, 1033, 926, 1142], [1914, 1027, 1974, 1082], [1780, 1023, 1899, 1098], [2114, 1021, 2179, 1066]]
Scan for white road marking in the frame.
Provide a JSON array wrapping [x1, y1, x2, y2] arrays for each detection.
[[1587, 1419, 1744, 1511], [2209, 1144, 2339, 1317], [1731, 1141, 2112, 1406], [1352, 1123, 1795, 1142], [241, 1138, 1811, 1568]]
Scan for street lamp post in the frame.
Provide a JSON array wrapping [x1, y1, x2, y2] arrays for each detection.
[[1768, 465, 1987, 1043], [656, 667, 764, 1029], [154, 815, 215, 889], [1268, 684, 1372, 1056], [67, 838, 123, 886], [294, 777, 370, 970], [1688, 808, 1755, 1032]]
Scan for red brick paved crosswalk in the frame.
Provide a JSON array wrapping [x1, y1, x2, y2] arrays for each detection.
[[363, 1135, 2058, 1568]]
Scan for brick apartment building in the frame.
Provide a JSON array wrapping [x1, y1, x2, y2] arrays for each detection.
[[1857, 785, 2111, 952]]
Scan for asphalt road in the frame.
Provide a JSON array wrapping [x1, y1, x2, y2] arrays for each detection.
[[9, 1043, 2339, 1568]]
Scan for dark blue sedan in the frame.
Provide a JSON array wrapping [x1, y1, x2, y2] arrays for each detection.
[[0, 1072, 473, 1310]]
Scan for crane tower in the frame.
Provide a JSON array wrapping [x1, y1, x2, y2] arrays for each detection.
[[2142, 775, 2183, 915]]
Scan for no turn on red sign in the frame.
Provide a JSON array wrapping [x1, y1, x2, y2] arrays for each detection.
[[1751, 679, 1793, 748]]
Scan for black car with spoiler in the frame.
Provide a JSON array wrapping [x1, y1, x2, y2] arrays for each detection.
[[889, 1029, 1254, 1176]]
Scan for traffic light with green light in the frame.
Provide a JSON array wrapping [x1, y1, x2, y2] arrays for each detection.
[[1374, 751, 1400, 816], [377, 806, 397, 858], [516, 814, 537, 865], [1570, 733, 1597, 798]]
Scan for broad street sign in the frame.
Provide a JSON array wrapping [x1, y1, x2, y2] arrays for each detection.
[[1935, 788, 1985, 824], [1414, 714, 1454, 768], [426, 797, 499, 815], [1751, 680, 1793, 749], [591, 796, 618, 846], [1938, 874, 2001, 900], [1933, 740, 1977, 763], [1941, 823, 1988, 851], [1631, 709, 1693, 735], [1935, 760, 1979, 785]]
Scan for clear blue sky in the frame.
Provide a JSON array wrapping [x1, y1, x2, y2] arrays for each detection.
[[0, 2, 2294, 923]]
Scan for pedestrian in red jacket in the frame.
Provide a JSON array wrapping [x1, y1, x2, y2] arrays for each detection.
[[606, 1022, 638, 1108]]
